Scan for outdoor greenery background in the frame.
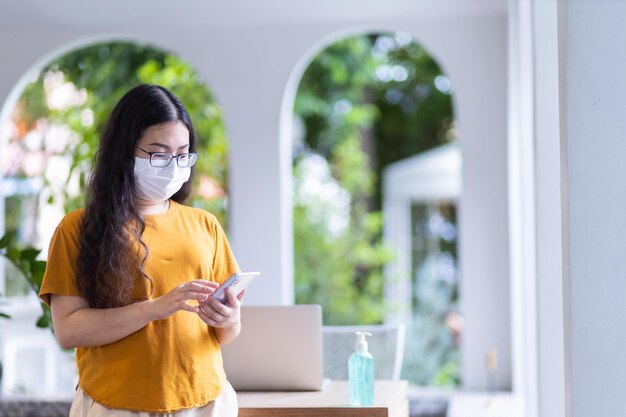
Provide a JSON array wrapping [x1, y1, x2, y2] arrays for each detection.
[[292, 33, 458, 385], [2, 34, 459, 386]]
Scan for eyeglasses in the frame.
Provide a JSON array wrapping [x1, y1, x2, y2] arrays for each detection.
[[136, 147, 198, 168]]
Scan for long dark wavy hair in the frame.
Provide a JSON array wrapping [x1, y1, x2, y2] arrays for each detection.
[[76, 84, 197, 308]]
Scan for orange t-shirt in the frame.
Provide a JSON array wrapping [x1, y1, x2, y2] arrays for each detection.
[[39, 201, 239, 412]]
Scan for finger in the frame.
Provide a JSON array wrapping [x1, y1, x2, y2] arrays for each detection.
[[191, 280, 220, 289], [180, 282, 214, 293], [199, 302, 227, 320], [206, 289, 232, 316], [176, 290, 211, 303], [207, 283, 219, 295], [225, 288, 241, 308], [187, 281, 219, 296], [236, 289, 247, 302], [179, 290, 211, 302], [204, 300, 238, 326], [177, 283, 214, 295], [198, 305, 225, 325], [206, 296, 233, 316], [197, 307, 213, 323], [198, 314, 221, 327], [180, 303, 200, 314]]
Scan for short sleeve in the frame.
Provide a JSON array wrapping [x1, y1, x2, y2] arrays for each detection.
[[210, 218, 240, 284], [38, 213, 83, 306]]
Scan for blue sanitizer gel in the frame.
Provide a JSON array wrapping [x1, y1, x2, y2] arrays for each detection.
[[349, 331, 374, 406]]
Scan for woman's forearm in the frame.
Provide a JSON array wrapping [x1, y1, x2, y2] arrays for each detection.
[[51, 280, 214, 349], [52, 298, 157, 349]]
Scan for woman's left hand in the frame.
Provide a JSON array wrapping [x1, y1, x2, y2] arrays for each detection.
[[197, 288, 246, 328]]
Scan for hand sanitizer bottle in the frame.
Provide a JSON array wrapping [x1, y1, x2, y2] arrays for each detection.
[[349, 331, 374, 406]]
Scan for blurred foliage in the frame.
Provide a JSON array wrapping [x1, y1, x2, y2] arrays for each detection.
[[293, 33, 457, 385], [0, 231, 50, 327], [432, 361, 460, 387], [294, 37, 388, 326], [295, 34, 455, 207]]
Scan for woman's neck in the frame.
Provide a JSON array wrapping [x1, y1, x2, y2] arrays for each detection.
[[136, 199, 170, 215]]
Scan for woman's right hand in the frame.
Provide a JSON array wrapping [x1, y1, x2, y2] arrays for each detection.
[[148, 280, 218, 320]]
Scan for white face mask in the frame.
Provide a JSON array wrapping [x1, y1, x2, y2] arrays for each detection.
[[134, 157, 191, 201]]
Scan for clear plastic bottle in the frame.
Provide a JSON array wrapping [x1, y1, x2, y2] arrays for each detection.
[[348, 331, 374, 406]]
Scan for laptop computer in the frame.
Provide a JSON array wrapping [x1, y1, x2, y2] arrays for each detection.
[[221, 305, 324, 391]]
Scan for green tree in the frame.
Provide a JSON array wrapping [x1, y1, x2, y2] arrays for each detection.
[[294, 36, 391, 325]]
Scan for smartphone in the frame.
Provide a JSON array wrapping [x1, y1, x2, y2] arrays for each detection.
[[212, 271, 260, 304]]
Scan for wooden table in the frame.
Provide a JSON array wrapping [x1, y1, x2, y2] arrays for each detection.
[[237, 380, 409, 417]]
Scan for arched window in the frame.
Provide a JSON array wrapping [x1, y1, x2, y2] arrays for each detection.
[[291, 32, 459, 386]]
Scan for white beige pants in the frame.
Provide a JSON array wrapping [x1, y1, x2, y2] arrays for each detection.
[[69, 381, 238, 417]]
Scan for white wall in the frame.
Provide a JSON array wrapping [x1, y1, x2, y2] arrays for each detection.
[[562, 1, 626, 415], [0, 0, 510, 390]]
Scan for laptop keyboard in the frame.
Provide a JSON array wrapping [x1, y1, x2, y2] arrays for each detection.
[[0, 401, 71, 417]]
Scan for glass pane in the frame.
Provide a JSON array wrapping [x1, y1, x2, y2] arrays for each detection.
[[401, 201, 459, 386]]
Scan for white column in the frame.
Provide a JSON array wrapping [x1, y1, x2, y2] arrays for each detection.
[[561, 1, 626, 415], [508, 0, 538, 415], [531, 0, 568, 416]]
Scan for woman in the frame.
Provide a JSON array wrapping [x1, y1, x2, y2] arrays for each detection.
[[39, 84, 242, 416]]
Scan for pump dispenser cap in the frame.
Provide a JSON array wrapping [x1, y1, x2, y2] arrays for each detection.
[[354, 331, 372, 353]]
